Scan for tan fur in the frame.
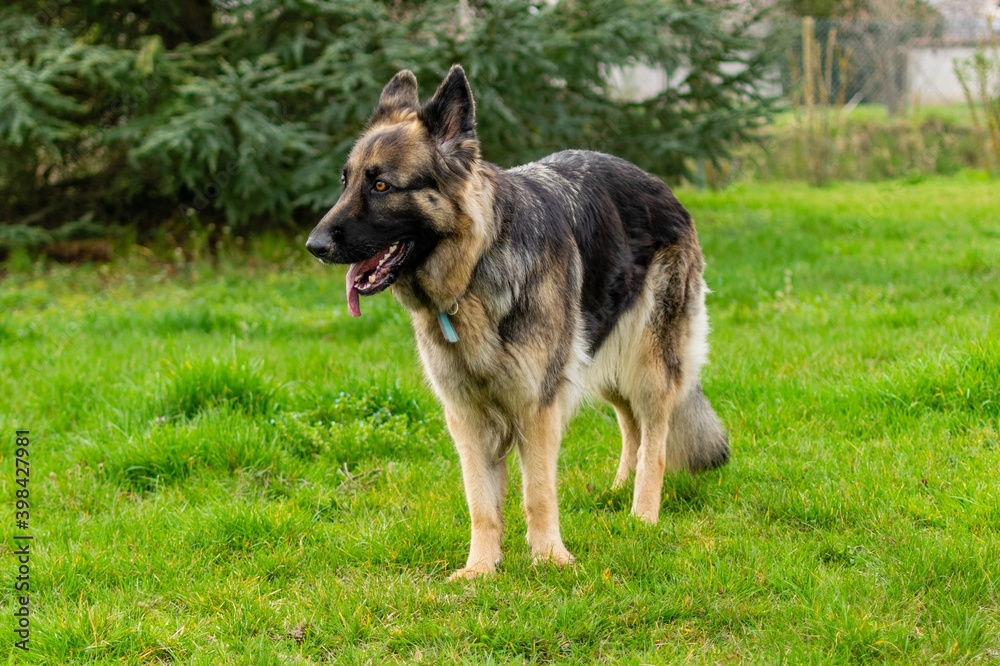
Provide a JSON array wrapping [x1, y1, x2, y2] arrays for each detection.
[[445, 406, 507, 579], [316, 68, 727, 578], [518, 401, 573, 565], [588, 241, 708, 523], [611, 402, 640, 488], [414, 169, 497, 311], [407, 232, 709, 572], [353, 119, 430, 178], [400, 189, 716, 570], [398, 173, 583, 574]]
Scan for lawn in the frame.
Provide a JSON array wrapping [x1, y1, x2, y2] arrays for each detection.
[[2, 176, 998, 664], [770, 103, 978, 129]]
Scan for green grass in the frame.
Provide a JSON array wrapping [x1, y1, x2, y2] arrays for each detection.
[[771, 103, 978, 129], [2, 176, 999, 664]]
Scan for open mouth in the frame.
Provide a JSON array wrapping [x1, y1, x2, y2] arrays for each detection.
[[345, 241, 414, 317]]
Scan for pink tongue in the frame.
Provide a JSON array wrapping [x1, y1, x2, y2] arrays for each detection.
[[345, 262, 364, 317], [344, 246, 398, 317]]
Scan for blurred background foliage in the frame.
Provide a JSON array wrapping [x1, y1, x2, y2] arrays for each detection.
[[0, 0, 780, 247]]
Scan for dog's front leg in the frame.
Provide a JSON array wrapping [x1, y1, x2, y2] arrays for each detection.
[[518, 402, 574, 566], [446, 409, 508, 580]]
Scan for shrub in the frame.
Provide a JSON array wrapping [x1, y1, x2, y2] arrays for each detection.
[[0, 0, 779, 243]]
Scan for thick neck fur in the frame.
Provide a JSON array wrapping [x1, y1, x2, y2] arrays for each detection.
[[397, 161, 501, 313]]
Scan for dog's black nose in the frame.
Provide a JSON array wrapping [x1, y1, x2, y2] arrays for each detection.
[[305, 236, 328, 258]]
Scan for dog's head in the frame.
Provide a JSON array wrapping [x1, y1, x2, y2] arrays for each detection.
[[306, 65, 480, 317]]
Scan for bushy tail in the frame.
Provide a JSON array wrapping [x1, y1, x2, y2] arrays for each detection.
[[669, 384, 729, 473]]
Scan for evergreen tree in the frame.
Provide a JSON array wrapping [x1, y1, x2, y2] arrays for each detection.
[[0, 0, 780, 244]]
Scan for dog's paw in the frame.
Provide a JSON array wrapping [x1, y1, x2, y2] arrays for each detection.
[[532, 544, 575, 567], [611, 473, 631, 490], [448, 564, 495, 581], [631, 507, 660, 524]]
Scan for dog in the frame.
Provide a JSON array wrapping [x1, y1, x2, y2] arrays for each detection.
[[306, 65, 729, 579]]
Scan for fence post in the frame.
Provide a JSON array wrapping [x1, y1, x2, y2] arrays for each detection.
[[803, 16, 816, 120]]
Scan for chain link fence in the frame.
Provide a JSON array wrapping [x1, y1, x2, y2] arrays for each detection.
[[706, 10, 1000, 186], [776, 12, 997, 113]]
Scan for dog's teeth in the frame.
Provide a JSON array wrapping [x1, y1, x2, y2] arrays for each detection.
[[368, 274, 376, 284], [389, 243, 397, 252]]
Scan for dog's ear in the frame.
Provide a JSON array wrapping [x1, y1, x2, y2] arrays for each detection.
[[420, 65, 478, 174], [369, 70, 419, 124]]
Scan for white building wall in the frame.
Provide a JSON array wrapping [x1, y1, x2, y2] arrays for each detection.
[[605, 64, 670, 102], [606, 61, 783, 103], [907, 46, 978, 105]]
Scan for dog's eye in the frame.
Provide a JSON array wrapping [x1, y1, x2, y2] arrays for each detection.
[[373, 180, 390, 193]]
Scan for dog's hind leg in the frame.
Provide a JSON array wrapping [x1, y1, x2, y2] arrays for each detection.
[[630, 384, 728, 523], [611, 402, 640, 489], [447, 409, 508, 580], [630, 391, 686, 523], [518, 402, 574, 566]]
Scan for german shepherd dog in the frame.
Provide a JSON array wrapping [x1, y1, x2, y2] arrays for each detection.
[[306, 66, 729, 579]]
